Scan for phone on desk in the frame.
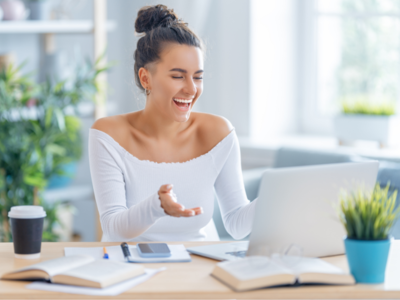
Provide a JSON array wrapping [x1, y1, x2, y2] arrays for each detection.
[[137, 243, 171, 258]]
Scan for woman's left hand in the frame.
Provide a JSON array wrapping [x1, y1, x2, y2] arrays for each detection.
[[158, 184, 203, 217]]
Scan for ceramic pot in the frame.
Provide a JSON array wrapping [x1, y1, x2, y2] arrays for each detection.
[[0, 53, 16, 70], [334, 114, 400, 148], [28, 1, 50, 20], [344, 237, 391, 283], [0, 0, 29, 21]]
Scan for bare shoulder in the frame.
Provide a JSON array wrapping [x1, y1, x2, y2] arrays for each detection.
[[192, 112, 234, 147], [91, 115, 129, 141]]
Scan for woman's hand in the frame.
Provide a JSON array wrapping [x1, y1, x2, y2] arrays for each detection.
[[158, 184, 203, 217]]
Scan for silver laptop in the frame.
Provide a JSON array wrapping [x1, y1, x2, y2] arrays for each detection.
[[187, 161, 379, 260]]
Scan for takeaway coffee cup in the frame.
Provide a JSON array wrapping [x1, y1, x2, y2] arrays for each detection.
[[8, 206, 46, 259]]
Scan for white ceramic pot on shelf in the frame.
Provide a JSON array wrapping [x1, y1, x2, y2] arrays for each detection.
[[333, 114, 400, 148], [0, 0, 29, 21]]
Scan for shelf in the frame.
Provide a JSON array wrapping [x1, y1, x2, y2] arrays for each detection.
[[0, 20, 116, 34]]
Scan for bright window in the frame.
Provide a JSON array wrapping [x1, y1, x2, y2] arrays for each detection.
[[302, 0, 400, 134]]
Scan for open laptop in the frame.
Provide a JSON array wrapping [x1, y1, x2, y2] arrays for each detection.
[[187, 161, 379, 260]]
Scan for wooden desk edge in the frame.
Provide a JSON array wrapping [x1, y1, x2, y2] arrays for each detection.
[[0, 241, 399, 299]]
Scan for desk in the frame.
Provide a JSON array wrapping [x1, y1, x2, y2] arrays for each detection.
[[1, 241, 400, 299]]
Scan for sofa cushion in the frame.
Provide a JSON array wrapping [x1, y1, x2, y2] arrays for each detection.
[[273, 147, 353, 168]]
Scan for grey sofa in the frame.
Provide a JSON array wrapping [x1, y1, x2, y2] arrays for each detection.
[[213, 147, 400, 240]]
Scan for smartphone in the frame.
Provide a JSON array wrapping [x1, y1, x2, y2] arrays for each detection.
[[137, 243, 171, 258]]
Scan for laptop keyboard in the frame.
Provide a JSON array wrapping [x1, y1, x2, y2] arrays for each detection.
[[225, 250, 247, 258]]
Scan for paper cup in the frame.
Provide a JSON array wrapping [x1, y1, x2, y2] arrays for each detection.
[[8, 206, 46, 259]]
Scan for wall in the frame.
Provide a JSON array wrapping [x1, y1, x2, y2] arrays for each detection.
[[249, 0, 300, 140]]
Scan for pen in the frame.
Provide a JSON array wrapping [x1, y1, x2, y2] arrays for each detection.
[[103, 247, 109, 259], [120, 242, 132, 262]]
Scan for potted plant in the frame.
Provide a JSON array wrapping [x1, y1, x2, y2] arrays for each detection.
[[333, 98, 400, 148], [338, 183, 400, 283], [0, 56, 109, 242]]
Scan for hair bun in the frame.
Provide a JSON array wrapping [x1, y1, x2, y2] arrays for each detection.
[[135, 4, 180, 34]]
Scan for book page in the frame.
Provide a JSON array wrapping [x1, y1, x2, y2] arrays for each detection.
[[52, 260, 144, 288], [289, 257, 346, 275], [291, 257, 354, 285], [219, 256, 293, 281], [27, 268, 165, 296], [6, 255, 95, 278]]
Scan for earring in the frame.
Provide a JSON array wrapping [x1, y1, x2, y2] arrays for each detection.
[[145, 88, 151, 96]]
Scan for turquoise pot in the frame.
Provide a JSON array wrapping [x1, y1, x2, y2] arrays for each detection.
[[344, 237, 391, 284], [47, 162, 78, 189]]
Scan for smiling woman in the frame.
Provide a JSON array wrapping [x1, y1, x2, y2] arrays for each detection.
[[138, 44, 203, 123], [88, 4, 258, 242]]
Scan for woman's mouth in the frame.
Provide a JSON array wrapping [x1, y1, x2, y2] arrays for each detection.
[[173, 98, 193, 111]]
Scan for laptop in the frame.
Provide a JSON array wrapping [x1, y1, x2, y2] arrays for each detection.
[[187, 161, 379, 260]]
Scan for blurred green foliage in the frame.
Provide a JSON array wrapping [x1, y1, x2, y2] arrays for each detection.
[[340, 97, 396, 116], [0, 57, 109, 242]]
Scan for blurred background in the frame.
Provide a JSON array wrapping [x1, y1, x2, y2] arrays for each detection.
[[0, 0, 399, 242]]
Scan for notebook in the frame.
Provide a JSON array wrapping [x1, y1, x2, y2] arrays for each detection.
[[64, 244, 191, 263], [211, 256, 355, 292], [1, 255, 145, 288]]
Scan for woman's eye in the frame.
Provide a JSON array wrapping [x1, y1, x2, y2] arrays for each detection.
[[171, 76, 203, 80]]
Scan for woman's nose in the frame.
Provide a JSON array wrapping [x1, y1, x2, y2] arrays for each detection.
[[183, 77, 197, 96]]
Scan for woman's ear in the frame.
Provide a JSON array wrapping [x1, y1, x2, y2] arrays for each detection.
[[138, 67, 151, 90]]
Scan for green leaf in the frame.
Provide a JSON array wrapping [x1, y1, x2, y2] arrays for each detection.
[[54, 81, 65, 93], [45, 107, 53, 128], [23, 175, 46, 188], [337, 183, 399, 240], [54, 108, 65, 131], [45, 144, 66, 156]]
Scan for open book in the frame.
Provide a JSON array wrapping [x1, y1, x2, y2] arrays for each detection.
[[211, 256, 355, 292], [1, 255, 145, 289]]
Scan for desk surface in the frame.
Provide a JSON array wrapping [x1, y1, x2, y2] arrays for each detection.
[[0, 241, 400, 299]]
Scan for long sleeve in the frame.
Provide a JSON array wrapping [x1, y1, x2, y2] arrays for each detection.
[[213, 130, 258, 240], [88, 130, 166, 241]]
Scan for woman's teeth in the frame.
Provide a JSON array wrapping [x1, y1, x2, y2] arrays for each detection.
[[173, 98, 192, 103], [173, 98, 192, 107]]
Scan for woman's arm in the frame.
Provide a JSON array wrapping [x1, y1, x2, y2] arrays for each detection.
[[89, 130, 167, 241], [213, 131, 258, 240]]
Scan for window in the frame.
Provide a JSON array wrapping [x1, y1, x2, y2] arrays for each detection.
[[301, 0, 400, 134]]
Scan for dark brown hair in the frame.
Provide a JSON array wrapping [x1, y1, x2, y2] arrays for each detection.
[[133, 4, 202, 92]]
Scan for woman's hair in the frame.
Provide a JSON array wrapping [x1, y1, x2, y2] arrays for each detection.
[[133, 4, 202, 92]]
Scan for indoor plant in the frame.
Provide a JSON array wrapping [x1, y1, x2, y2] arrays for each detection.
[[334, 99, 400, 148], [0, 56, 108, 242], [338, 183, 400, 283]]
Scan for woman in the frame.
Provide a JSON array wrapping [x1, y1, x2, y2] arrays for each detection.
[[89, 4, 257, 242]]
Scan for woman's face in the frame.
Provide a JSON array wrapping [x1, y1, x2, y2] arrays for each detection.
[[141, 44, 204, 123]]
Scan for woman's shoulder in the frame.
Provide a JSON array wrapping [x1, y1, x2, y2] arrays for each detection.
[[192, 112, 235, 148], [91, 114, 131, 145], [90, 112, 235, 153]]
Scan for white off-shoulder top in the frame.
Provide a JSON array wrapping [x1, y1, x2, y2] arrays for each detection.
[[88, 128, 258, 242]]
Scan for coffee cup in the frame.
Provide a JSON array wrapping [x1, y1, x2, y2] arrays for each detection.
[[8, 206, 46, 259]]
